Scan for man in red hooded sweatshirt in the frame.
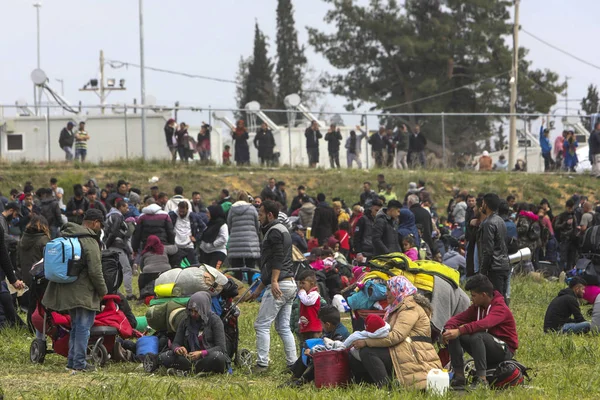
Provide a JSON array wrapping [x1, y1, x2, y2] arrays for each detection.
[[443, 275, 518, 389]]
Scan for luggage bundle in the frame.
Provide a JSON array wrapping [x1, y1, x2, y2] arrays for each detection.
[[154, 264, 229, 298]]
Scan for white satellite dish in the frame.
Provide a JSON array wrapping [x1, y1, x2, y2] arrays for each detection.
[[112, 103, 126, 114], [245, 101, 261, 112], [31, 69, 48, 86], [213, 110, 226, 120], [16, 98, 28, 106], [284, 93, 301, 108]]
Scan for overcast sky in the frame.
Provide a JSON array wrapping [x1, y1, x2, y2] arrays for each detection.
[[1, 0, 599, 130]]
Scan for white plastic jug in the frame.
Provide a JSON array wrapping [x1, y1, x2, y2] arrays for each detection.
[[426, 368, 450, 395]]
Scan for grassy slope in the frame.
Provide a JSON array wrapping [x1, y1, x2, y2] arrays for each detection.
[[2, 162, 600, 399]]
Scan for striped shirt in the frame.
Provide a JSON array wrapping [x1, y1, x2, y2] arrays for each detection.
[[75, 130, 89, 149]]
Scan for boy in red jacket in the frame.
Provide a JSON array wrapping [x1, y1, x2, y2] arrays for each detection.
[[443, 274, 518, 389], [297, 269, 322, 340]]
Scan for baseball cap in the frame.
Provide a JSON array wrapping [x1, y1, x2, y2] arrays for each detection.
[[5, 201, 22, 216], [83, 209, 104, 226]]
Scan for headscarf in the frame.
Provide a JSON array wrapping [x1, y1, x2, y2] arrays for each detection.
[[384, 276, 417, 321], [142, 235, 164, 255], [202, 205, 226, 243], [398, 208, 420, 247], [185, 291, 212, 351], [234, 120, 247, 138]]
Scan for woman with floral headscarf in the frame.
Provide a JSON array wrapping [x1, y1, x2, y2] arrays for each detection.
[[232, 119, 250, 166], [144, 291, 229, 375], [349, 276, 441, 389]]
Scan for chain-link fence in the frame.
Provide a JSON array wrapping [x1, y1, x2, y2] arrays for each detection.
[[0, 103, 592, 172]]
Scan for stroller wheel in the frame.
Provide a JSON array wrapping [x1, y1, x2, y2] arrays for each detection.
[[30, 339, 47, 364], [464, 359, 476, 384], [237, 348, 253, 368], [90, 343, 109, 367]]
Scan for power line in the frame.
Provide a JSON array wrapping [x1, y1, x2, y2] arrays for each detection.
[[106, 59, 238, 84], [521, 29, 600, 72]]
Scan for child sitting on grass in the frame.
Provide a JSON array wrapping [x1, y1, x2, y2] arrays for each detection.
[[402, 235, 419, 261]]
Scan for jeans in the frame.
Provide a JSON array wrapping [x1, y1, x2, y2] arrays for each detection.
[[109, 247, 132, 296], [562, 321, 591, 334], [559, 240, 578, 271], [169, 146, 178, 162], [63, 146, 74, 161], [409, 151, 426, 167], [68, 307, 96, 370], [542, 152, 553, 172], [347, 152, 362, 168], [396, 150, 408, 169], [329, 152, 340, 168], [177, 146, 189, 162], [75, 148, 87, 162], [373, 151, 384, 168], [254, 279, 298, 367], [449, 332, 512, 378]]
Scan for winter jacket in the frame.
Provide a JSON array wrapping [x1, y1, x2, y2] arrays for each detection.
[[452, 201, 468, 224], [132, 204, 175, 250], [410, 204, 434, 253], [291, 231, 308, 253], [0, 224, 17, 284], [140, 244, 178, 274], [42, 223, 108, 312], [39, 198, 63, 229], [305, 128, 322, 149], [260, 220, 294, 284], [478, 156, 493, 171], [298, 202, 316, 228], [169, 210, 207, 245], [311, 202, 338, 244], [543, 288, 587, 332], [164, 124, 176, 147], [368, 133, 385, 152], [325, 130, 343, 153], [442, 250, 466, 273], [445, 291, 518, 353], [275, 188, 288, 210], [253, 128, 275, 159], [226, 201, 261, 259], [164, 195, 192, 214], [477, 212, 510, 273], [345, 130, 367, 155], [260, 185, 277, 203], [354, 213, 375, 256], [17, 231, 49, 287], [233, 131, 250, 163], [539, 126, 552, 154], [104, 208, 131, 252], [172, 312, 226, 357], [360, 190, 378, 207], [394, 131, 409, 152], [59, 127, 75, 148], [589, 129, 600, 157], [408, 133, 427, 152], [365, 296, 442, 390], [88, 200, 107, 218], [372, 208, 401, 256], [66, 196, 90, 225], [397, 208, 420, 247]]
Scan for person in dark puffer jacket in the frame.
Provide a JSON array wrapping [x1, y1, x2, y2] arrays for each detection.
[[372, 200, 402, 256], [132, 203, 175, 252], [227, 191, 261, 282]]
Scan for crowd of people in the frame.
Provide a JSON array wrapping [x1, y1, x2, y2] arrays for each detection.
[[1, 171, 599, 390]]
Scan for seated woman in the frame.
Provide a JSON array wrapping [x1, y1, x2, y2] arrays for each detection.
[[145, 291, 229, 374], [138, 235, 178, 299], [349, 276, 441, 389]]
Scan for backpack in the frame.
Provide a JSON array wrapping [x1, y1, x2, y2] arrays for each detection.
[[581, 225, 600, 263], [527, 221, 541, 242], [506, 236, 520, 255], [43, 236, 86, 283], [593, 212, 600, 228], [102, 250, 123, 294], [516, 217, 530, 239], [491, 360, 531, 389]]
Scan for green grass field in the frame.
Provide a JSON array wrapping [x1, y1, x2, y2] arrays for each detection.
[[2, 163, 600, 399]]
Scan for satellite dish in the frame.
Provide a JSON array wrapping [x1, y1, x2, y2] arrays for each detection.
[[112, 103, 126, 114], [31, 69, 48, 86], [16, 98, 28, 106], [245, 101, 261, 112], [213, 110, 226, 120], [284, 93, 301, 108], [145, 95, 157, 106]]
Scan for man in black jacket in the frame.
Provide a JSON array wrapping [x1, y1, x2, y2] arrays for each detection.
[[408, 194, 435, 255], [289, 185, 307, 215], [311, 194, 338, 245], [385, 128, 396, 168], [0, 223, 25, 329], [59, 121, 75, 161], [164, 119, 177, 163], [325, 124, 343, 169], [554, 199, 578, 271], [39, 188, 63, 238], [478, 193, 510, 299], [372, 200, 402, 256], [254, 123, 276, 166], [252, 200, 297, 373], [408, 124, 427, 168], [368, 127, 386, 168], [543, 277, 590, 333], [305, 121, 322, 168], [353, 200, 382, 257], [66, 184, 90, 225]]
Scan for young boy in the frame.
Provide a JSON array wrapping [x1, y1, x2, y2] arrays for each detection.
[[298, 269, 322, 340], [222, 145, 232, 165]]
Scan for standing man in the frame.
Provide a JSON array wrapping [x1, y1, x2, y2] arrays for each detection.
[[59, 121, 76, 161], [50, 177, 65, 212], [289, 185, 307, 215], [478, 193, 510, 299], [0, 222, 25, 329], [164, 119, 178, 163], [104, 200, 135, 300], [252, 200, 297, 373], [554, 199, 578, 271], [169, 201, 206, 266], [359, 182, 377, 208], [589, 121, 600, 178], [385, 128, 396, 168], [372, 200, 402, 256], [260, 178, 277, 202], [345, 127, 367, 169], [254, 122, 276, 166], [43, 209, 108, 373], [368, 127, 385, 168], [191, 192, 208, 216], [408, 124, 427, 168], [408, 194, 435, 255], [74, 121, 90, 162], [539, 118, 553, 172], [394, 124, 409, 170], [66, 185, 89, 225], [325, 124, 343, 169], [353, 199, 382, 258], [305, 121, 322, 168], [86, 188, 107, 218], [311, 194, 338, 246]]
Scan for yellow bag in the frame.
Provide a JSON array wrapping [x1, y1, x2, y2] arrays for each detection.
[[407, 260, 460, 288]]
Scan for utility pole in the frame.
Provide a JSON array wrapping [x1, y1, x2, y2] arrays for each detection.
[[508, 0, 520, 170], [79, 50, 126, 112], [139, 0, 147, 160], [33, 2, 42, 115], [100, 50, 105, 114], [564, 76, 571, 118]]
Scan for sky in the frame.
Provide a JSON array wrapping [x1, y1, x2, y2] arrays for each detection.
[[1, 0, 599, 131]]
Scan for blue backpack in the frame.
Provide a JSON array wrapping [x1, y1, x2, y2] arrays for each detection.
[[43, 236, 86, 283]]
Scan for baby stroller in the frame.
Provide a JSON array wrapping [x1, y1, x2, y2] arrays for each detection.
[[29, 259, 133, 367]]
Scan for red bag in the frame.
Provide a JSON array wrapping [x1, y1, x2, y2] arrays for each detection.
[[313, 350, 350, 388]]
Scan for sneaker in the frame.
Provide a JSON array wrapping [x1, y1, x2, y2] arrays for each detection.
[[250, 364, 269, 374], [450, 376, 466, 390], [143, 353, 159, 373], [467, 377, 489, 391], [166, 368, 187, 377], [71, 364, 96, 374]]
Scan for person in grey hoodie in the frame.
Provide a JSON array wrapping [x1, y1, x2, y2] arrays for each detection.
[[345, 127, 368, 168], [452, 194, 468, 228], [298, 195, 316, 228], [104, 200, 135, 299], [227, 191, 261, 282]]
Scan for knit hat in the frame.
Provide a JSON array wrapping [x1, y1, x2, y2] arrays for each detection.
[[365, 314, 386, 333]]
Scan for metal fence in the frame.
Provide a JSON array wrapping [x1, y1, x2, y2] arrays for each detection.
[[0, 103, 592, 171]]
